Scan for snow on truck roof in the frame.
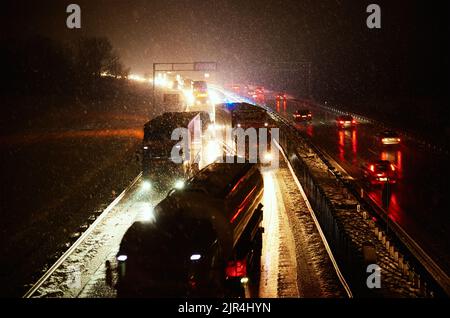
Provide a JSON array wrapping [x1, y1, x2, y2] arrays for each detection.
[[185, 160, 255, 198], [234, 102, 261, 111], [143, 111, 204, 141]]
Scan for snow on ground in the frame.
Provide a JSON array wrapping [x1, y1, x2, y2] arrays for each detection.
[[259, 157, 346, 298], [276, 160, 346, 297], [31, 180, 165, 298], [32, 134, 347, 298]]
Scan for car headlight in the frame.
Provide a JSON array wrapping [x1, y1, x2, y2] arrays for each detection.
[[264, 152, 273, 162], [117, 255, 128, 262], [174, 180, 185, 189], [142, 180, 151, 190], [141, 203, 155, 222]]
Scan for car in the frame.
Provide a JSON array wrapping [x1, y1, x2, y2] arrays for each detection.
[[255, 87, 264, 95], [275, 92, 287, 101], [361, 160, 397, 185], [336, 115, 356, 129], [231, 84, 240, 93], [377, 130, 401, 145], [293, 109, 312, 122]]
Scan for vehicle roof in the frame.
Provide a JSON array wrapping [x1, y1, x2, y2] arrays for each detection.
[[143, 112, 202, 140], [381, 130, 399, 136], [337, 115, 353, 120], [193, 80, 207, 86], [369, 160, 391, 166], [185, 159, 255, 198], [119, 219, 216, 260], [295, 109, 311, 114], [233, 102, 263, 111]]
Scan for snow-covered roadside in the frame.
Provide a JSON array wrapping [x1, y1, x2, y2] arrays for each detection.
[[259, 157, 347, 298], [29, 178, 165, 298]]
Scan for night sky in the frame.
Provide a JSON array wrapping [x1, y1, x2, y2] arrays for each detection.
[[3, 0, 449, 99]]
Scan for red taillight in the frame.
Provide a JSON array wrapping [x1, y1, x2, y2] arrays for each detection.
[[339, 121, 344, 124], [370, 164, 375, 172], [188, 276, 197, 290], [352, 120, 356, 124], [226, 259, 247, 278]]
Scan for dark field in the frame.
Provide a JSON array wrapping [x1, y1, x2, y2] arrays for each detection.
[[0, 81, 162, 296]]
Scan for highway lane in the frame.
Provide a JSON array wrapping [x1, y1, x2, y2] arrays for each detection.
[[271, 99, 450, 275], [77, 149, 346, 298], [26, 94, 347, 297]]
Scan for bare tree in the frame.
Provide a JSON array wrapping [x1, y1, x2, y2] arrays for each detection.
[[76, 37, 115, 78]]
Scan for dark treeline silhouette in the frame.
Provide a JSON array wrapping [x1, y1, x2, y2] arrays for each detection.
[[1, 35, 129, 96]]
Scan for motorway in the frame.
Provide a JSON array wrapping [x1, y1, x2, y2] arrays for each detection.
[[73, 156, 346, 298], [25, 87, 348, 298], [19, 82, 449, 297], [271, 99, 450, 276]]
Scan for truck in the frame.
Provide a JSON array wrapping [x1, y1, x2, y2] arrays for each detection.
[[113, 158, 264, 297], [230, 102, 272, 130], [142, 111, 210, 191], [186, 80, 212, 114], [193, 80, 208, 97], [192, 80, 209, 104], [227, 103, 275, 164], [162, 93, 184, 112]]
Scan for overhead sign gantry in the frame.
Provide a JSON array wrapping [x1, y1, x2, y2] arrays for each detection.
[[152, 61, 218, 105]]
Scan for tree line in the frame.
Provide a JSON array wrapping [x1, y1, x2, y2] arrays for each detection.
[[2, 35, 129, 95]]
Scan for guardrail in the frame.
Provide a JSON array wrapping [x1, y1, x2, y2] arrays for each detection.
[[344, 177, 450, 297], [23, 172, 142, 298], [259, 102, 450, 297], [276, 139, 353, 298]]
